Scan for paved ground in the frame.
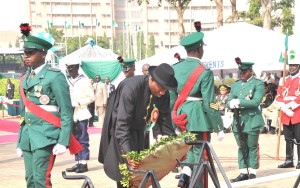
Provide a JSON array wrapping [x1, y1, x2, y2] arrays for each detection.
[[0, 117, 300, 188]]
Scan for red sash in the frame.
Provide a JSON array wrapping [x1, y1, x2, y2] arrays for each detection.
[[19, 76, 82, 154], [172, 65, 205, 131]]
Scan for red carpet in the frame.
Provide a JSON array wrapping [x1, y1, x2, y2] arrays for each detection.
[[0, 119, 20, 133], [0, 119, 102, 144]]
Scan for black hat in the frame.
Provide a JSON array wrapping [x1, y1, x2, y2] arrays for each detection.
[[148, 63, 178, 91]]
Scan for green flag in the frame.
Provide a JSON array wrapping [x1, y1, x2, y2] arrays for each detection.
[[47, 20, 53, 29], [112, 20, 118, 27], [279, 31, 289, 64], [64, 21, 71, 29], [96, 19, 100, 27], [79, 21, 84, 28], [284, 31, 288, 50], [135, 25, 141, 32]]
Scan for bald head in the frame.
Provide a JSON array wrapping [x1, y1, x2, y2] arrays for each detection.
[[142, 63, 150, 75]]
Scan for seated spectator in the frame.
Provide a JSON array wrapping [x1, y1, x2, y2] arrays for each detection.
[[262, 100, 281, 135], [260, 82, 275, 134]]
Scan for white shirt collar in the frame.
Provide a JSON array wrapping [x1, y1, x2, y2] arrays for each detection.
[[32, 63, 46, 75]]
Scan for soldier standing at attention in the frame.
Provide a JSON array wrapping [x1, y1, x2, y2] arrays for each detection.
[[170, 32, 224, 188], [17, 23, 74, 187], [276, 52, 300, 169], [227, 58, 265, 182], [65, 61, 95, 173]]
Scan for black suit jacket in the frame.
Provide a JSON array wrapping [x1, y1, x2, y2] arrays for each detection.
[[98, 75, 175, 181]]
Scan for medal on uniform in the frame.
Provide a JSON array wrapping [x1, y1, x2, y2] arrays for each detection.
[[146, 105, 159, 132], [34, 85, 42, 98], [39, 94, 50, 105]]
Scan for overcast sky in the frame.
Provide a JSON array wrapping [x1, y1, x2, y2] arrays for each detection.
[[0, 0, 28, 31]]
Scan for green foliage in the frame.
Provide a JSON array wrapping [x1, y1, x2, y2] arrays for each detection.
[[0, 78, 20, 99], [214, 78, 237, 87], [148, 34, 155, 57], [46, 27, 64, 43], [238, 0, 294, 33], [15, 38, 20, 48]]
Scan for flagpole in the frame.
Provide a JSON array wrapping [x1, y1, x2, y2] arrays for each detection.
[[65, 27, 68, 55], [276, 31, 288, 161]]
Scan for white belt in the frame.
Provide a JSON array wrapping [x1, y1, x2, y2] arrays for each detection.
[[284, 96, 296, 101], [186, 96, 203, 101], [25, 105, 59, 112]]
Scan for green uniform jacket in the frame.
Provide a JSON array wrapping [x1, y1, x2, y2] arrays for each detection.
[[227, 77, 265, 132], [170, 57, 223, 132], [17, 65, 73, 151]]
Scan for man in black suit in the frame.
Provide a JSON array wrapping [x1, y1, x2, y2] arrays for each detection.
[[6, 78, 15, 99], [98, 63, 177, 188], [104, 77, 115, 98]]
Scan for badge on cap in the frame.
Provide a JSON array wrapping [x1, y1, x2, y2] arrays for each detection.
[[39, 94, 50, 105]]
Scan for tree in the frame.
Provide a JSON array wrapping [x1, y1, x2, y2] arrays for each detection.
[[261, 0, 272, 29], [15, 38, 20, 48], [148, 34, 155, 57], [136, 32, 141, 60], [273, 0, 294, 34], [129, 0, 192, 40], [46, 27, 64, 43], [8, 42, 12, 48], [230, 0, 237, 23], [215, 0, 224, 27]]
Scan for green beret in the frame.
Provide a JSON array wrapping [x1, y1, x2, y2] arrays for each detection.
[[23, 35, 53, 52], [122, 59, 136, 71], [238, 62, 255, 70], [180, 32, 204, 51]]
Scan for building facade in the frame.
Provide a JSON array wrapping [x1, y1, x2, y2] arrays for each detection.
[[28, 0, 233, 58]]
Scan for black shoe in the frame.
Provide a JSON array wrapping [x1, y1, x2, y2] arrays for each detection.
[[269, 128, 276, 135], [249, 173, 256, 179], [278, 160, 294, 168], [66, 164, 79, 172], [230, 173, 249, 183], [224, 128, 231, 133], [89, 124, 95, 127], [260, 127, 268, 134], [177, 173, 190, 188], [296, 162, 300, 169], [76, 164, 88, 173]]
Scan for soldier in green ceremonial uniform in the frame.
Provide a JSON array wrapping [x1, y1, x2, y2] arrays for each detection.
[[170, 32, 224, 188], [16, 24, 73, 187], [227, 58, 265, 182], [117, 56, 136, 78]]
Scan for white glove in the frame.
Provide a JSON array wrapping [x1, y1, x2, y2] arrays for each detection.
[[229, 99, 240, 109], [16, 148, 23, 157], [71, 101, 79, 107], [217, 131, 225, 141], [280, 104, 289, 113], [285, 109, 294, 117], [52, 143, 67, 155], [287, 101, 300, 110]]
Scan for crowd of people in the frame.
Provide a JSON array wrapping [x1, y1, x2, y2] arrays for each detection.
[[15, 21, 300, 188]]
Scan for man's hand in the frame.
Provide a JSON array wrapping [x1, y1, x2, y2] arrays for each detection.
[[52, 143, 67, 155], [126, 158, 141, 170], [16, 148, 23, 157], [217, 131, 225, 141]]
